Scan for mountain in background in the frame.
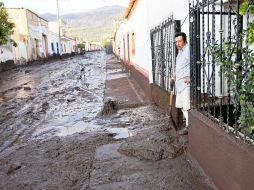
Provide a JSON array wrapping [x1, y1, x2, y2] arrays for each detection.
[[41, 5, 125, 42], [41, 13, 57, 21]]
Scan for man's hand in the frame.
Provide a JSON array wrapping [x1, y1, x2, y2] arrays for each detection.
[[184, 76, 190, 84], [171, 73, 176, 81]]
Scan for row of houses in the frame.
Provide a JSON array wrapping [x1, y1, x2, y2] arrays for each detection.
[[0, 8, 101, 65], [114, 0, 254, 190]]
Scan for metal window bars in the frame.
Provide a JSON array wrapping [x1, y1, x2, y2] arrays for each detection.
[[189, 0, 254, 143], [151, 15, 181, 92]]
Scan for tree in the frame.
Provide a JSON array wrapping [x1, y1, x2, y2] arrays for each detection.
[[77, 43, 85, 54], [0, 1, 16, 46], [77, 43, 85, 49], [101, 39, 107, 49]]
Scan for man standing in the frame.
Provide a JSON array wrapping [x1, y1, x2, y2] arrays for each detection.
[[118, 47, 121, 63], [173, 32, 190, 134]]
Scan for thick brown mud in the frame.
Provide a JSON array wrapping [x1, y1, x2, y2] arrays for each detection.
[[0, 51, 216, 190]]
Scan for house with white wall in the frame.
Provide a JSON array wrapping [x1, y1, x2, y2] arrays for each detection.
[[48, 31, 60, 56], [115, 0, 189, 95], [116, 0, 252, 110], [0, 42, 15, 72], [48, 20, 76, 56], [61, 36, 76, 54], [115, 1, 254, 189], [48, 33, 76, 56], [113, 17, 124, 54], [0, 43, 14, 63], [84, 42, 91, 52], [6, 8, 49, 64]]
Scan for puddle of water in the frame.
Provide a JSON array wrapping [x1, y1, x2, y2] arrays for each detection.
[[106, 73, 129, 80], [32, 121, 102, 139], [107, 69, 123, 74], [57, 121, 102, 137], [33, 120, 134, 140], [107, 128, 134, 140]]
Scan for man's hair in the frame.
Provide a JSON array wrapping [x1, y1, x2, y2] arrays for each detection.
[[175, 32, 187, 42]]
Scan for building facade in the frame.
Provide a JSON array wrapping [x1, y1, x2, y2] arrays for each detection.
[[115, 0, 189, 83], [115, 1, 254, 189], [7, 8, 49, 64]]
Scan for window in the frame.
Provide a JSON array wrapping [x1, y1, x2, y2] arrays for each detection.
[[127, 33, 130, 65], [56, 42, 59, 54], [51, 43, 54, 52], [132, 32, 135, 58]]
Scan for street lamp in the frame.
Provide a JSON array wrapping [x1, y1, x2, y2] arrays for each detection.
[[56, 0, 62, 57]]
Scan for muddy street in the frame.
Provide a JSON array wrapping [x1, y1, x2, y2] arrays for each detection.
[[0, 51, 216, 190], [0, 52, 106, 150]]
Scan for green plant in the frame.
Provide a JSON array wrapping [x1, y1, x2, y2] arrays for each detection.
[[207, 1, 254, 137], [240, 0, 254, 44], [209, 31, 254, 137], [77, 43, 85, 49], [0, 1, 16, 46], [101, 39, 107, 49]]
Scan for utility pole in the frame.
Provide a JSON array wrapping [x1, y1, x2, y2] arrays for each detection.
[[56, 0, 62, 57]]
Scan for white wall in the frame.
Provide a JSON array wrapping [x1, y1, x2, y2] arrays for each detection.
[[39, 23, 49, 58], [116, 0, 190, 83], [0, 46, 14, 62], [85, 42, 91, 51], [61, 38, 74, 54], [147, 0, 190, 82], [28, 23, 48, 59], [128, 0, 150, 78], [48, 31, 60, 55], [147, 0, 189, 35], [115, 20, 128, 61], [65, 41, 72, 53], [116, 0, 253, 97], [13, 43, 28, 64]]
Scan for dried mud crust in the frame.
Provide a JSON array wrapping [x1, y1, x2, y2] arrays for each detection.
[[0, 133, 114, 190], [0, 52, 107, 151], [118, 125, 188, 161], [0, 52, 217, 190], [99, 103, 188, 161]]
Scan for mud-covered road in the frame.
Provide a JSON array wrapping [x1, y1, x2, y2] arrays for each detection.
[[0, 51, 216, 190]]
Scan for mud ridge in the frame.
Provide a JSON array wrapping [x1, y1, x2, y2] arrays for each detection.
[[100, 99, 146, 117], [100, 99, 118, 116], [118, 125, 188, 161]]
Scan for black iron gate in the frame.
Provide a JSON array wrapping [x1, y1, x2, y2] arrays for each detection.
[[189, 0, 254, 142], [151, 15, 181, 91]]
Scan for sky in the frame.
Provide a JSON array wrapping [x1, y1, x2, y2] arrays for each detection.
[[2, 0, 129, 14]]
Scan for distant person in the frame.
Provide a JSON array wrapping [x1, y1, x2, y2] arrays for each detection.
[[172, 32, 190, 135], [78, 59, 85, 79], [118, 47, 121, 63]]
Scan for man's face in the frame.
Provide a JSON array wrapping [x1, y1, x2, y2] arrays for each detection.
[[175, 36, 186, 50]]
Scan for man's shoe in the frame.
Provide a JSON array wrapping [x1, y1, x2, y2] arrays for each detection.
[[178, 126, 188, 136]]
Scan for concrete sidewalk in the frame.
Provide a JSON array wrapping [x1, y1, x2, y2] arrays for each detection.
[[90, 56, 217, 190], [104, 57, 150, 107]]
